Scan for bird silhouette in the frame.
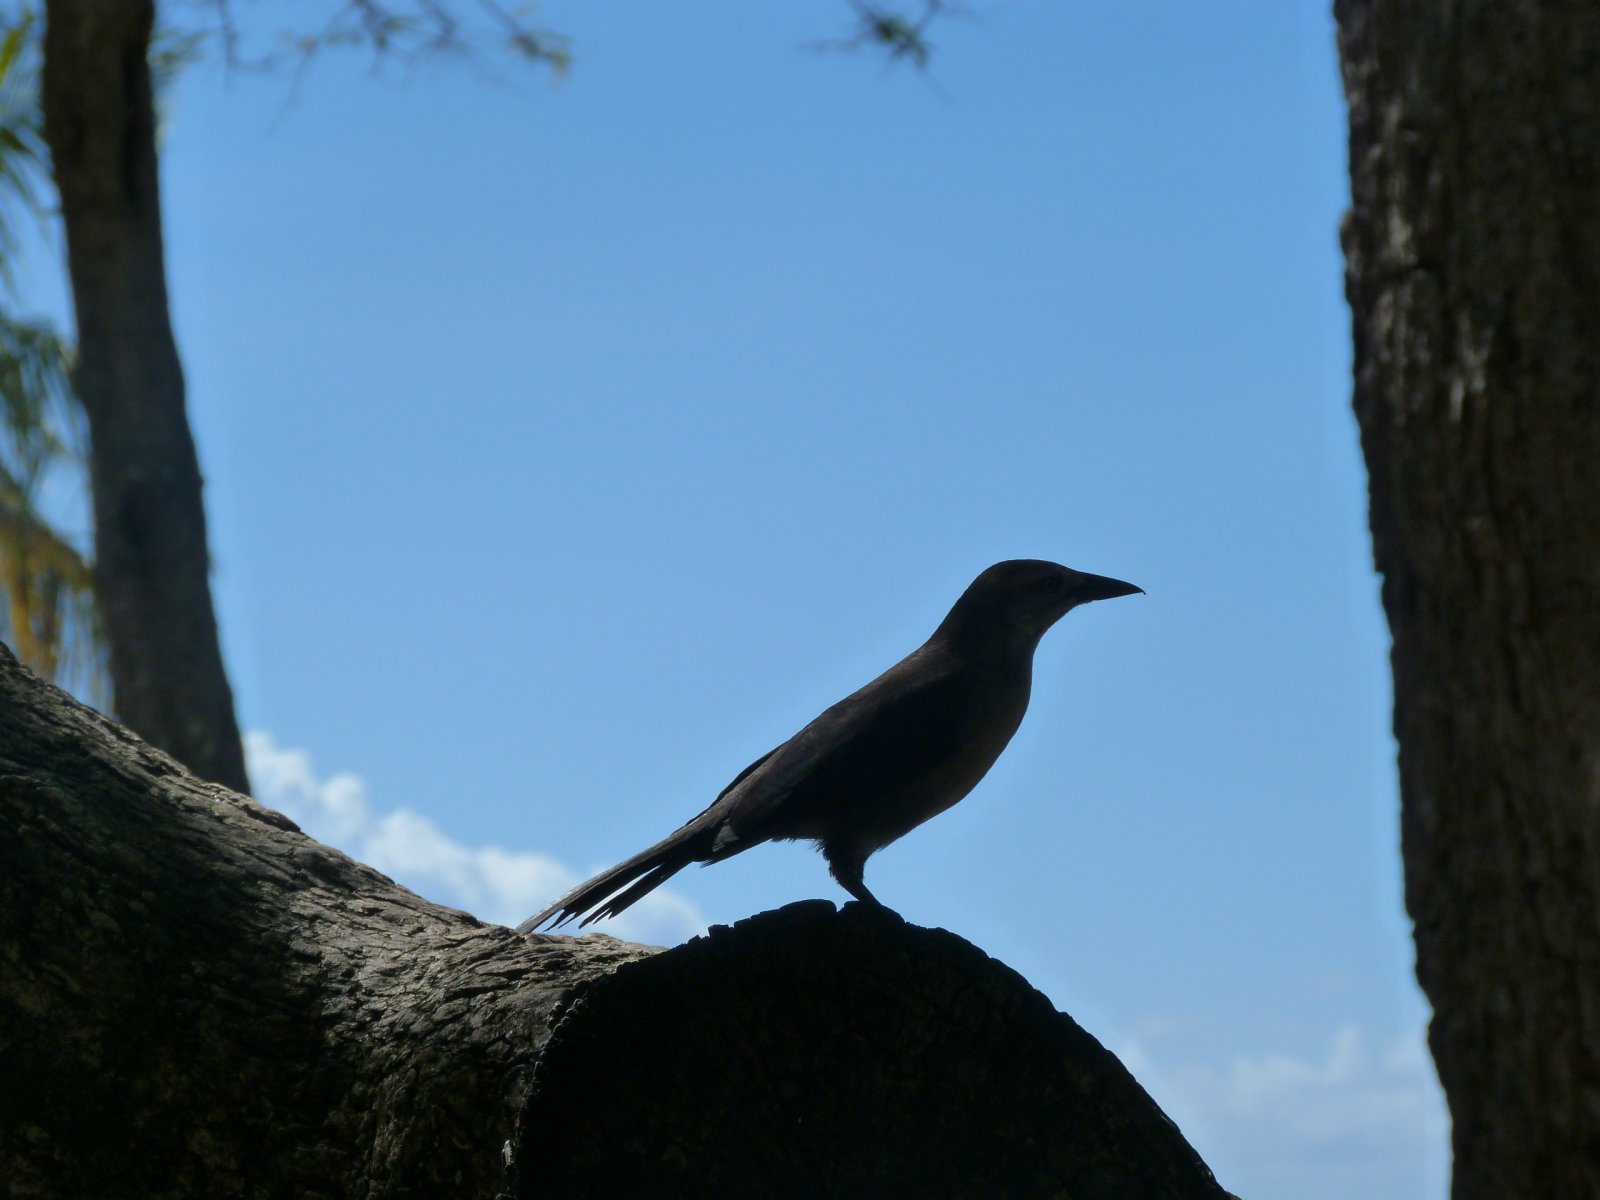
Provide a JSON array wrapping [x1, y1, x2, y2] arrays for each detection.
[[517, 560, 1141, 932]]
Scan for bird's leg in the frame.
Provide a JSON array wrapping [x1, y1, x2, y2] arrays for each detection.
[[824, 844, 882, 908]]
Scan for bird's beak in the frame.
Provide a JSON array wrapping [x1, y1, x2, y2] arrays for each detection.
[[1073, 573, 1144, 603]]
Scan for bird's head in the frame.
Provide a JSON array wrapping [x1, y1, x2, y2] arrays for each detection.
[[933, 559, 1143, 658]]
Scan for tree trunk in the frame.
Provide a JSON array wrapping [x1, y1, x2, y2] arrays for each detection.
[[0, 641, 1233, 1199], [1336, 4, 1600, 1197], [38, 0, 249, 794]]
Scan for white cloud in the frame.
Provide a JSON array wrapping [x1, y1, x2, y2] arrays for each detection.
[[245, 731, 706, 945], [1121, 1022, 1451, 1200]]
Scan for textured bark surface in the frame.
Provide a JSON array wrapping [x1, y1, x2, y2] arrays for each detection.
[[518, 900, 1227, 1200], [39, 0, 249, 793], [1337, 4, 1600, 1198], [0, 641, 1231, 1199], [0, 641, 655, 1199]]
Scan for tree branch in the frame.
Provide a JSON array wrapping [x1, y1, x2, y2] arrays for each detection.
[[0, 640, 1231, 1197]]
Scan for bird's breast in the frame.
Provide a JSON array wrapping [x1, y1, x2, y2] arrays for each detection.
[[852, 667, 1031, 850]]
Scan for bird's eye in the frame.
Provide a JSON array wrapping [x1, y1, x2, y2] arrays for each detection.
[[1042, 575, 1065, 594]]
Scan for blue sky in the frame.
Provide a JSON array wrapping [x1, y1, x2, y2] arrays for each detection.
[[19, 2, 1447, 1196]]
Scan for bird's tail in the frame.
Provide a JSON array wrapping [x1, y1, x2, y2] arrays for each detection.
[[515, 820, 715, 934]]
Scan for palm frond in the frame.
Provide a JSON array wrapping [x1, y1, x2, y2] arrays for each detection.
[[0, 312, 100, 693], [0, 7, 45, 282]]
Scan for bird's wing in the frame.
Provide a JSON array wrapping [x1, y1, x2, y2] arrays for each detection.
[[715, 657, 979, 844], [714, 743, 783, 803]]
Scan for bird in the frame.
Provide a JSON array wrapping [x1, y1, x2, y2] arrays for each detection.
[[517, 559, 1141, 933]]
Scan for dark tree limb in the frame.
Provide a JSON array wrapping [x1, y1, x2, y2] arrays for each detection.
[[0, 642, 1229, 1198], [40, 0, 249, 793], [517, 900, 1228, 1199], [0, 639, 653, 1197], [1337, 3, 1600, 1198]]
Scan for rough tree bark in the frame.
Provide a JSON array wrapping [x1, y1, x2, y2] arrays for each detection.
[[0, 642, 1233, 1199], [1337, 4, 1600, 1198], [39, 0, 249, 793]]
